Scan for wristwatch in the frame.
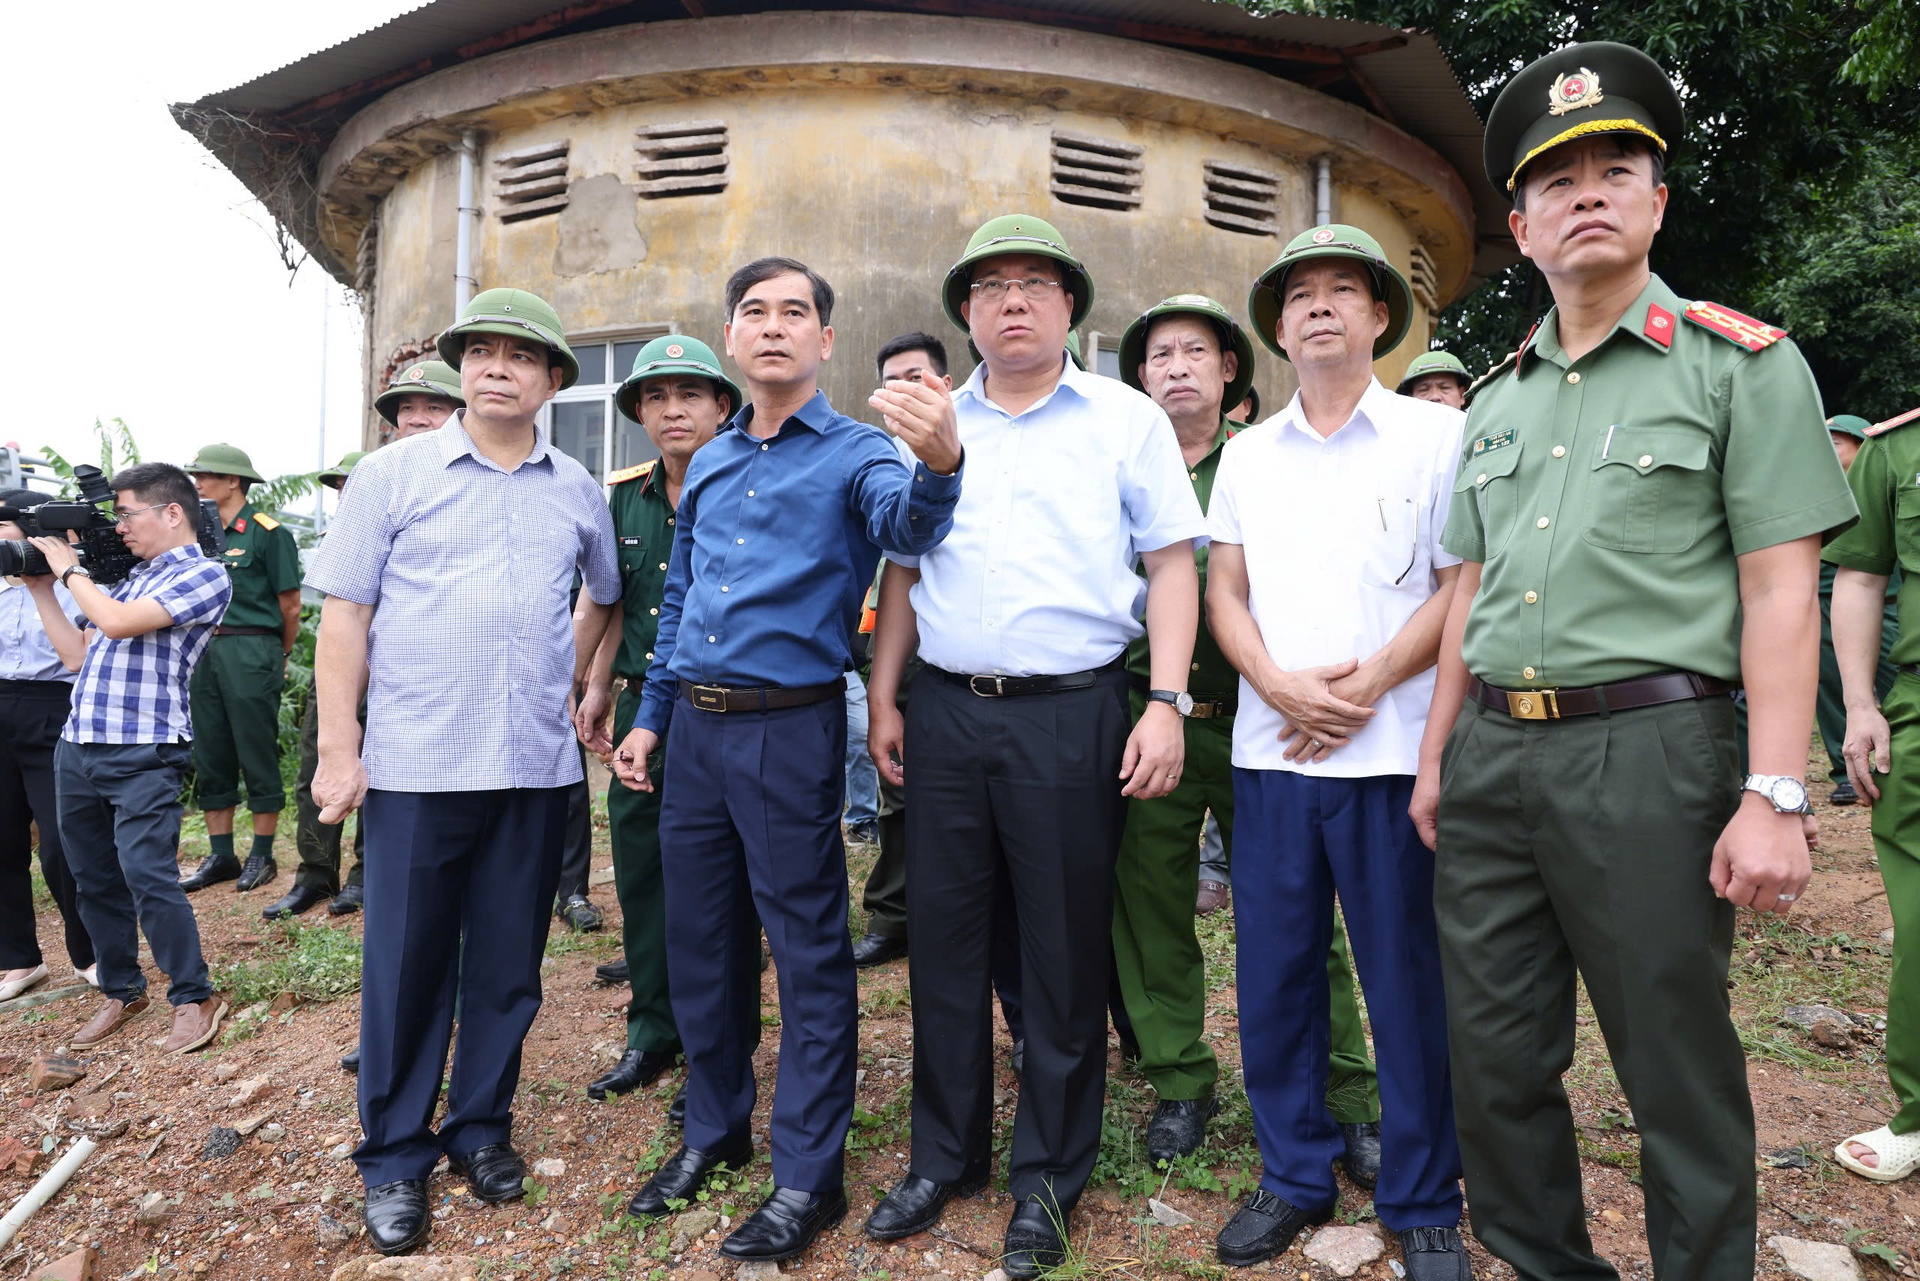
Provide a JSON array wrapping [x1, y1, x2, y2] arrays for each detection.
[[1148, 690, 1194, 717], [59, 565, 91, 588], [1742, 773, 1811, 815]]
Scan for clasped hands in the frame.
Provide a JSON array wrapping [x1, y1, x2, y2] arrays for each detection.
[[1257, 656, 1381, 764]]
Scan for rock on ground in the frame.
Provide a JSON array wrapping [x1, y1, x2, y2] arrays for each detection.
[[735, 1262, 783, 1281], [29, 1054, 84, 1091], [316, 1212, 356, 1247], [198, 1126, 243, 1161], [1782, 1004, 1851, 1029], [532, 1156, 566, 1177], [1767, 1235, 1866, 1281], [329, 1257, 484, 1281], [32, 1246, 98, 1280], [1303, 1225, 1387, 1277], [134, 1191, 172, 1225]]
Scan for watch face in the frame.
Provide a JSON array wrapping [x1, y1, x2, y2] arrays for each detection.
[[1175, 692, 1194, 716], [1771, 778, 1808, 811]]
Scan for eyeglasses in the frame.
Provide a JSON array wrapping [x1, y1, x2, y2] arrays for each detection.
[[969, 276, 1064, 303], [111, 503, 170, 527]]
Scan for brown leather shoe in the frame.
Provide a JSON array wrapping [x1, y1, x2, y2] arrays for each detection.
[[1195, 879, 1231, 916], [72, 996, 151, 1049], [163, 996, 230, 1054]]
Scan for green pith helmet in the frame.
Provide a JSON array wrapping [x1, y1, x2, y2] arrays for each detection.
[[1118, 294, 1256, 412], [185, 443, 265, 483], [1397, 350, 1472, 393], [1064, 331, 1086, 371], [614, 335, 744, 424], [943, 214, 1094, 332], [1248, 224, 1413, 362], [1484, 41, 1684, 195], [436, 288, 580, 390], [374, 360, 465, 427], [1827, 414, 1873, 441], [317, 450, 367, 490]]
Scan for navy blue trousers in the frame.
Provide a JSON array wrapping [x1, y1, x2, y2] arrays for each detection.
[[354, 786, 567, 1186], [660, 694, 855, 1193], [1233, 769, 1462, 1231]]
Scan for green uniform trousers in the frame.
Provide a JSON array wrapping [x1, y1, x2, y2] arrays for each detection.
[[292, 695, 364, 893], [1866, 673, 1920, 1136], [608, 687, 763, 1057], [1816, 588, 1899, 782], [1112, 694, 1378, 1119], [1435, 695, 1753, 1281], [189, 633, 286, 813], [861, 659, 918, 940]]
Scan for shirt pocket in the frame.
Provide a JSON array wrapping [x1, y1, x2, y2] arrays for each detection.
[[1455, 442, 1525, 558], [1581, 429, 1713, 553], [1893, 487, 1920, 575], [1035, 470, 1116, 543], [1360, 491, 1424, 588], [221, 547, 252, 573]]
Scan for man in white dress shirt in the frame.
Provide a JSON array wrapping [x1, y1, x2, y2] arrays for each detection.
[[863, 214, 1206, 1278], [1205, 226, 1471, 1278]]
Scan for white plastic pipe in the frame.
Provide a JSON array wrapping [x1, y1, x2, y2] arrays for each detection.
[[0, 1136, 96, 1248], [1315, 155, 1332, 226], [455, 130, 479, 312]]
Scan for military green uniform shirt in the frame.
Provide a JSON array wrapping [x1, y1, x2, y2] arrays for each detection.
[[609, 464, 677, 682], [1443, 274, 1857, 688], [215, 503, 303, 629], [1125, 421, 1236, 696]]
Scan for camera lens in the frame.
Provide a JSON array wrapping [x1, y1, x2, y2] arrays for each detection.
[[0, 540, 47, 578]]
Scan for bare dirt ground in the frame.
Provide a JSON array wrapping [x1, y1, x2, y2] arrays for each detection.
[[0, 743, 1914, 1280]]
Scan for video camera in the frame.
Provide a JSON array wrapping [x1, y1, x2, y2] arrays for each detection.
[[0, 464, 225, 586]]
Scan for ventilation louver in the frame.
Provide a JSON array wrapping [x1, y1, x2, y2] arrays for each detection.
[[635, 120, 731, 198], [1202, 161, 1280, 236], [494, 141, 570, 222], [1050, 131, 1143, 211]]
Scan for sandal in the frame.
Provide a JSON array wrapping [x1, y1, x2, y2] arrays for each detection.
[[1834, 1124, 1920, 1182]]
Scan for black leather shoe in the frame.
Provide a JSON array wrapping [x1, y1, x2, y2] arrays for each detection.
[[1002, 1197, 1070, 1279], [328, 883, 364, 915], [1831, 777, 1859, 805], [852, 931, 908, 967], [1010, 1038, 1025, 1076], [179, 852, 241, 892], [235, 852, 277, 892], [556, 894, 603, 931], [1398, 1225, 1473, 1280], [262, 883, 328, 920], [1147, 1096, 1221, 1164], [628, 1138, 752, 1217], [588, 1047, 679, 1100], [863, 1170, 988, 1240], [447, 1142, 526, 1203], [1338, 1120, 1382, 1189], [1217, 1188, 1331, 1267], [846, 819, 880, 845], [340, 1046, 360, 1074], [667, 1084, 686, 1127], [594, 957, 630, 984], [364, 1178, 429, 1255], [722, 1185, 848, 1261]]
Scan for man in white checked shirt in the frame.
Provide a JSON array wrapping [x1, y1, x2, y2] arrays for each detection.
[[308, 288, 621, 1257]]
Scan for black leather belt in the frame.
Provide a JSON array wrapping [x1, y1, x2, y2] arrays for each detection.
[[1128, 675, 1236, 718], [214, 626, 279, 637], [677, 678, 842, 713], [929, 656, 1123, 698], [1468, 672, 1738, 721]]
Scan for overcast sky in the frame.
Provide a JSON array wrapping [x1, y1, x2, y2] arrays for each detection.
[[5, 1, 420, 506]]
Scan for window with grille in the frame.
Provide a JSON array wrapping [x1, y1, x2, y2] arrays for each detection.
[[543, 327, 679, 483], [1050, 131, 1143, 211], [1408, 245, 1441, 314], [494, 141, 570, 222], [635, 120, 731, 198], [1202, 161, 1280, 236]]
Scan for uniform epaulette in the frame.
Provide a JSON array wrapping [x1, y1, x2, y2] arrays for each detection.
[[1865, 406, 1920, 438], [253, 512, 280, 531], [1465, 325, 1531, 403], [607, 460, 657, 486], [1681, 300, 1787, 352]]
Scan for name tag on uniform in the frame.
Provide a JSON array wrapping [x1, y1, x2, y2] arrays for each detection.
[[619, 537, 643, 547], [1470, 429, 1516, 457]]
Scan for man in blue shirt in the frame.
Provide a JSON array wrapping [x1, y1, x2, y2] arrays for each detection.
[[610, 256, 962, 1265]]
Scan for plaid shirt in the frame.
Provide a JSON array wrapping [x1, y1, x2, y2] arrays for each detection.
[[64, 544, 232, 744]]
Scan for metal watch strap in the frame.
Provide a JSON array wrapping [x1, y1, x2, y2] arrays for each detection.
[[59, 565, 90, 588]]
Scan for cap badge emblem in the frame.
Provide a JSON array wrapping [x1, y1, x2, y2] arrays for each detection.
[[404, 365, 425, 380], [665, 344, 684, 358], [1548, 68, 1604, 115], [1311, 228, 1336, 244]]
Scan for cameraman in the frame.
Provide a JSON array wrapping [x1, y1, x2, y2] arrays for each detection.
[[25, 462, 232, 1054], [0, 490, 96, 999]]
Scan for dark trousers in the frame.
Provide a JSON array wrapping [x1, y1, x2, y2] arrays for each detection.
[[354, 786, 567, 1186], [189, 633, 286, 813], [54, 739, 209, 1006], [293, 696, 363, 893], [0, 682, 92, 972], [1436, 696, 1754, 1281], [904, 667, 1130, 1210], [1234, 769, 1461, 1232], [660, 694, 855, 1193], [555, 758, 592, 903]]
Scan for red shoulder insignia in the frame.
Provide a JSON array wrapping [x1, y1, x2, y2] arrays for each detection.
[[1644, 303, 1674, 349], [1681, 300, 1787, 352], [1865, 406, 1920, 438]]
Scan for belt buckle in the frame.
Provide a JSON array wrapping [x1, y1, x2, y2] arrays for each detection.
[[690, 684, 729, 712], [968, 675, 1005, 697], [1505, 688, 1559, 720]]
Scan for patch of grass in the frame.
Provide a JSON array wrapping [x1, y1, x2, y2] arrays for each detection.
[[545, 928, 620, 960], [214, 919, 362, 1005], [861, 984, 911, 1015]]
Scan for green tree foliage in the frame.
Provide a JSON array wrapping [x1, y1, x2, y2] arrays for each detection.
[[1249, 0, 1920, 418]]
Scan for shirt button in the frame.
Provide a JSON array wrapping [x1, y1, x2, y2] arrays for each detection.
[[1524, 590, 1539, 604], [1475, 472, 1488, 486], [720, 586, 729, 593], [1189, 472, 1199, 482], [760, 444, 769, 451], [1639, 454, 1654, 468], [1523, 666, 1537, 680], [649, 607, 658, 616], [645, 651, 653, 660], [736, 538, 745, 545], [1191, 662, 1201, 671], [707, 635, 716, 642], [1536, 516, 1550, 529], [1566, 372, 1581, 384], [667, 517, 675, 525], [747, 490, 755, 497], [657, 562, 667, 571], [1551, 445, 1566, 459]]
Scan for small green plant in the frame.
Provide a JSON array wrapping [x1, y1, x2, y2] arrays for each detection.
[[523, 1177, 550, 1207], [215, 919, 362, 1004], [1844, 1227, 1903, 1267]]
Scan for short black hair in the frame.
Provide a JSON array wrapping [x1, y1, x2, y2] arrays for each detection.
[[113, 462, 199, 518], [1514, 135, 1665, 213], [875, 332, 949, 379], [725, 257, 835, 327]]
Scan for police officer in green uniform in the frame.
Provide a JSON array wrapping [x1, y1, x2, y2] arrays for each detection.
[[1818, 415, 1898, 805], [1108, 294, 1381, 1179], [180, 443, 304, 894], [1396, 351, 1472, 411], [1412, 42, 1857, 1279], [378, 360, 465, 440], [576, 335, 762, 1105], [1824, 401, 1920, 1183]]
